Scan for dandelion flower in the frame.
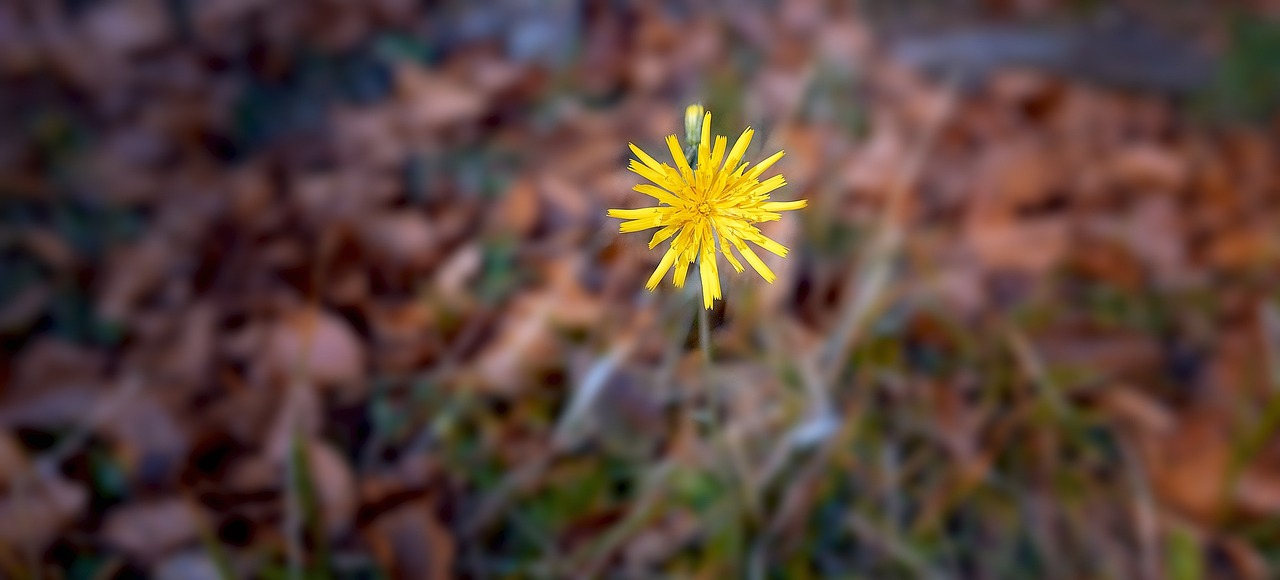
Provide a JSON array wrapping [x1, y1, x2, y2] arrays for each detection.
[[608, 110, 806, 309]]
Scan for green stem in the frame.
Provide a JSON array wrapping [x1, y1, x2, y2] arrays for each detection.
[[699, 286, 712, 366]]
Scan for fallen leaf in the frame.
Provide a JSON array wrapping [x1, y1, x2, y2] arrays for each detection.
[[1145, 410, 1232, 522], [395, 66, 487, 132], [102, 389, 190, 485], [493, 178, 540, 236], [264, 382, 323, 462], [364, 495, 456, 580], [304, 441, 358, 539], [190, 0, 265, 34], [81, 0, 172, 57], [153, 551, 224, 580], [967, 216, 1070, 274], [433, 244, 482, 306], [159, 301, 216, 384], [19, 228, 77, 272], [368, 300, 438, 373], [0, 431, 29, 488], [975, 139, 1061, 209], [97, 235, 174, 323], [0, 470, 88, 551], [103, 498, 198, 562], [473, 295, 557, 394], [1107, 144, 1189, 193], [268, 308, 367, 397], [358, 211, 438, 269], [0, 282, 50, 333], [1206, 227, 1272, 271]]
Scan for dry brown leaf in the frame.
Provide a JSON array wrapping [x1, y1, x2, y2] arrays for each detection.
[[967, 217, 1070, 273], [1206, 227, 1273, 270], [293, 170, 400, 220], [19, 228, 77, 272], [433, 244, 482, 306], [1106, 144, 1189, 193], [97, 235, 173, 323], [0, 282, 50, 333], [81, 0, 172, 57], [358, 211, 438, 269], [1144, 410, 1232, 522], [264, 382, 323, 462], [305, 441, 358, 539], [494, 178, 541, 236], [364, 495, 455, 580], [0, 384, 105, 429], [268, 308, 367, 397], [190, 0, 270, 37], [0, 431, 29, 489], [333, 106, 409, 170], [103, 498, 198, 562], [102, 390, 189, 483], [975, 139, 1061, 209], [537, 173, 589, 225], [153, 551, 223, 580], [0, 470, 88, 552], [473, 296, 556, 394], [369, 301, 437, 373], [159, 301, 216, 384], [395, 66, 487, 132]]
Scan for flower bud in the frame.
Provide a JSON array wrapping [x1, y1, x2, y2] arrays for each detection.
[[684, 103, 704, 147]]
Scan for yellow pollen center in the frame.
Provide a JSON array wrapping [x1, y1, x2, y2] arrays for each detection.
[[696, 202, 713, 216]]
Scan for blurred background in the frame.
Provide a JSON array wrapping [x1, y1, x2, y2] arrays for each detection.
[[3, 0, 1280, 578]]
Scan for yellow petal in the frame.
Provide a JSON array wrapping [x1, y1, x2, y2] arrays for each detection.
[[723, 128, 753, 173], [620, 217, 663, 233], [709, 135, 727, 171], [666, 135, 694, 184], [698, 233, 720, 308], [750, 174, 787, 198], [718, 232, 745, 273], [737, 241, 776, 283], [673, 258, 690, 288], [761, 199, 807, 212], [750, 231, 789, 257], [745, 150, 785, 180], [699, 260, 715, 309], [646, 244, 680, 290], [647, 224, 679, 249], [633, 184, 683, 206], [699, 112, 712, 169], [629, 142, 663, 172], [628, 161, 683, 194], [606, 207, 661, 220], [672, 228, 697, 288]]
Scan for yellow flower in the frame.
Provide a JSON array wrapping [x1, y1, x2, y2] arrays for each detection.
[[608, 110, 807, 309]]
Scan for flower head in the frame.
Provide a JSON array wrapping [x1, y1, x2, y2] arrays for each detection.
[[608, 110, 807, 309]]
